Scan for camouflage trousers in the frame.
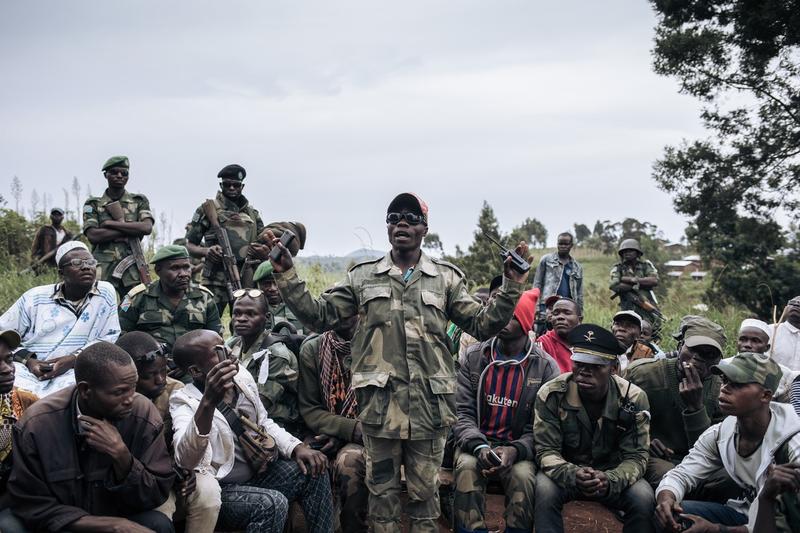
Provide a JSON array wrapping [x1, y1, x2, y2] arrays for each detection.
[[332, 443, 369, 533], [453, 448, 535, 533], [363, 433, 445, 533]]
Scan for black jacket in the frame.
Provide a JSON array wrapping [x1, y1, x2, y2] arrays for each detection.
[[453, 337, 560, 461]]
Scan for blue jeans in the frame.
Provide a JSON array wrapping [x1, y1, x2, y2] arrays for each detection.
[[680, 500, 748, 526], [219, 458, 334, 533], [534, 472, 655, 533]]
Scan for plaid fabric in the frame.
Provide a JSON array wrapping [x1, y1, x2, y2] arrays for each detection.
[[0, 393, 14, 464], [319, 331, 357, 419]]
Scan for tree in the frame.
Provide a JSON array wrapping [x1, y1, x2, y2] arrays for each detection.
[[423, 232, 444, 256], [10, 176, 22, 214], [30, 189, 40, 219], [573, 223, 591, 245], [447, 201, 505, 286], [508, 217, 547, 249], [650, 0, 800, 315], [71, 177, 81, 221]]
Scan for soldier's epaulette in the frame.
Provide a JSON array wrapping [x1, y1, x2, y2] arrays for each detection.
[[430, 257, 465, 278], [126, 283, 147, 299], [347, 256, 383, 272], [536, 373, 570, 400], [129, 192, 149, 200]]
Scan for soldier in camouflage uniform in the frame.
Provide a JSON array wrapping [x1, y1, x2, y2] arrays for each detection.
[[225, 290, 303, 436], [609, 238, 663, 339], [185, 164, 264, 316], [118, 245, 222, 353], [83, 155, 154, 298], [265, 193, 530, 533], [253, 260, 306, 334], [534, 324, 655, 533], [298, 316, 367, 533], [174, 224, 204, 284]]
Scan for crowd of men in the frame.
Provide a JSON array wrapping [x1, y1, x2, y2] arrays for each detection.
[[0, 155, 799, 533]]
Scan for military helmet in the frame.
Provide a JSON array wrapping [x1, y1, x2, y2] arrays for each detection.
[[618, 238, 642, 255]]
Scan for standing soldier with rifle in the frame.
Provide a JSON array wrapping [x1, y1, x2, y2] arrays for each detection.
[[609, 238, 663, 340], [83, 155, 154, 299], [185, 164, 264, 316]]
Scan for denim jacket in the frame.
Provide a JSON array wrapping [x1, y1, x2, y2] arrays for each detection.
[[532, 252, 583, 311]]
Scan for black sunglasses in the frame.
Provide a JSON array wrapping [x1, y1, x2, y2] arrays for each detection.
[[106, 169, 129, 177], [386, 212, 425, 225], [137, 343, 167, 364]]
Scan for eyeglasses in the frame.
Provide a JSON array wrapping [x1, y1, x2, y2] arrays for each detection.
[[106, 169, 129, 177], [137, 344, 167, 364], [233, 288, 264, 300], [386, 212, 425, 225], [62, 258, 98, 269]]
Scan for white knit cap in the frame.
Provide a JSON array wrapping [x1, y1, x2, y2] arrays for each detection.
[[739, 318, 772, 340], [55, 241, 89, 265]]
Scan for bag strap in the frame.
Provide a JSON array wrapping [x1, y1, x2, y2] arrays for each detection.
[[216, 400, 246, 438]]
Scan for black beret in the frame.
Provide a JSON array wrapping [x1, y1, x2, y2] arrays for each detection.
[[218, 164, 246, 181]]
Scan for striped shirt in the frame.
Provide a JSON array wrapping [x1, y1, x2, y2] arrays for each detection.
[[480, 349, 528, 441]]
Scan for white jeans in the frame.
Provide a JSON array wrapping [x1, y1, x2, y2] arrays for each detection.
[[156, 471, 222, 533]]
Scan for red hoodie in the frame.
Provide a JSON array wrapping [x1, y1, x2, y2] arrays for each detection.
[[537, 329, 572, 373]]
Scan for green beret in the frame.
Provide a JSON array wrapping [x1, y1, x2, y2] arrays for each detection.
[[218, 164, 246, 181], [150, 244, 190, 264], [102, 156, 130, 171], [253, 261, 275, 282]]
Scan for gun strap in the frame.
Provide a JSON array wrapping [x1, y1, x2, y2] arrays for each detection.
[[216, 400, 246, 438], [112, 255, 137, 279]]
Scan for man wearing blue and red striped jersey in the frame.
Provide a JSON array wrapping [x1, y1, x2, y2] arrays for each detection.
[[451, 290, 560, 533]]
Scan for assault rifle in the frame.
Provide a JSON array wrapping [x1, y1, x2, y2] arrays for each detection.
[[202, 199, 242, 300], [105, 201, 152, 285]]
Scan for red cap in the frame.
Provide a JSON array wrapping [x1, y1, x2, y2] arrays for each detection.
[[387, 193, 428, 222], [513, 289, 540, 333]]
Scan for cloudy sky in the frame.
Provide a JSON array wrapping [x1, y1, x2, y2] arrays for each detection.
[[0, 1, 703, 256]]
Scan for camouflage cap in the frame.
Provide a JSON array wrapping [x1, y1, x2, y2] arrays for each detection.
[[102, 155, 130, 171], [673, 315, 726, 346], [253, 260, 275, 282], [217, 164, 246, 181], [262, 222, 307, 256], [150, 244, 190, 264], [568, 323, 625, 366], [712, 352, 783, 392], [0, 329, 21, 350]]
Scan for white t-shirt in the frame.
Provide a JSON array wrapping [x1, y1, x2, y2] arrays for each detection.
[[771, 322, 800, 371], [732, 442, 762, 505]]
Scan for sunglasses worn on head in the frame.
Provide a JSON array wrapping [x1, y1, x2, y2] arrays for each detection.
[[233, 288, 264, 300], [106, 169, 129, 177], [138, 344, 167, 364], [62, 258, 98, 269], [386, 212, 425, 225]]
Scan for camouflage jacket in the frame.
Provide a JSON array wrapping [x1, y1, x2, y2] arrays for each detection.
[[534, 373, 651, 498], [297, 334, 359, 441], [83, 190, 154, 286], [118, 281, 222, 351], [274, 251, 524, 439], [185, 192, 264, 287], [269, 302, 307, 335], [626, 357, 723, 462], [609, 258, 659, 308], [226, 330, 302, 436]]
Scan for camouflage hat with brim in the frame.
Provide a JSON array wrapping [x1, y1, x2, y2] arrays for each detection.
[[0, 329, 21, 350], [568, 323, 624, 366], [102, 155, 130, 171], [150, 244, 190, 264], [712, 352, 783, 392], [253, 261, 275, 282], [673, 315, 726, 347], [261, 222, 306, 256]]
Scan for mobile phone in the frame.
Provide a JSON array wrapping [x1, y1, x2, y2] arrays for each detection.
[[309, 440, 325, 451], [172, 466, 187, 482], [487, 449, 502, 467], [678, 516, 694, 531], [268, 230, 296, 261], [40, 363, 54, 373]]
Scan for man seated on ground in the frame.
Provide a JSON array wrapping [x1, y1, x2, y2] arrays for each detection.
[[170, 330, 333, 533], [662, 315, 727, 360], [0, 241, 120, 397], [116, 332, 221, 533], [626, 317, 734, 499], [119, 245, 222, 354], [10, 341, 174, 532], [253, 260, 306, 334], [737, 318, 800, 417], [0, 330, 37, 533], [298, 315, 367, 533], [226, 290, 303, 436], [655, 353, 800, 533], [612, 310, 654, 372], [537, 296, 582, 372], [452, 290, 559, 533], [534, 324, 654, 533]]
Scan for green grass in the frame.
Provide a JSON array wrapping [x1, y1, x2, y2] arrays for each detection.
[[0, 249, 749, 355]]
